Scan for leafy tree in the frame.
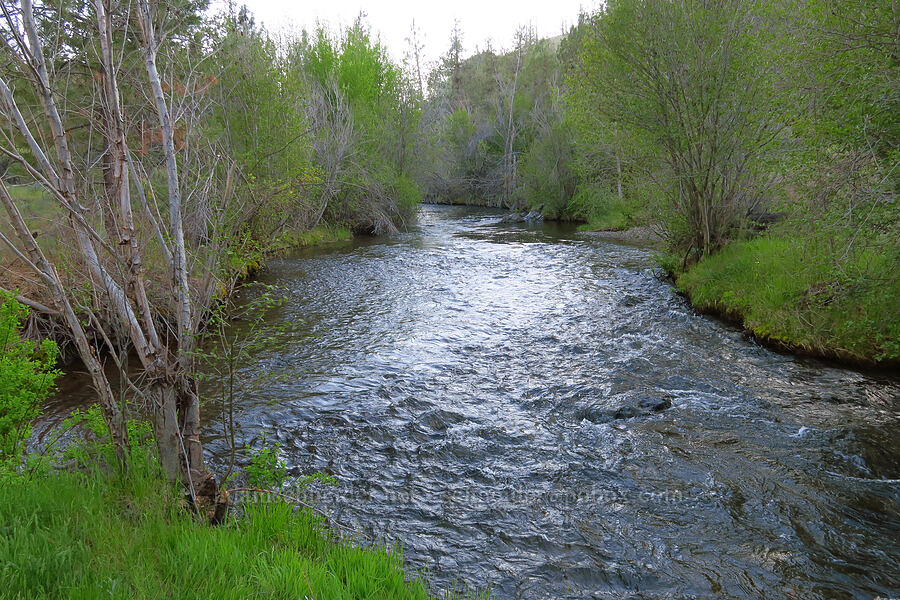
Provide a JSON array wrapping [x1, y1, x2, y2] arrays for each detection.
[[295, 19, 421, 233], [567, 0, 794, 253]]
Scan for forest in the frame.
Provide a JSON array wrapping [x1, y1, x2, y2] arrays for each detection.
[[0, 0, 897, 598]]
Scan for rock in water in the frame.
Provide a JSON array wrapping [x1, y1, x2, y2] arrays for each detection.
[[578, 392, 673, 424], [499, 212, 526, 223]]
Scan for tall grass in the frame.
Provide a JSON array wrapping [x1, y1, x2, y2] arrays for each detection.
[[675, 234, 900, 364], [0, 461, 474, 599]]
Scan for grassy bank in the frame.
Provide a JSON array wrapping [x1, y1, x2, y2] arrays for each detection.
[[0, 465, 445, 600], [274, 224, 353, 251], [673, 235, 900, 366], [227, 224, 354, 279]]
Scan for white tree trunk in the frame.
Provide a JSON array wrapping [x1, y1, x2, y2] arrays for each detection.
[[137, 0, 209, 489]]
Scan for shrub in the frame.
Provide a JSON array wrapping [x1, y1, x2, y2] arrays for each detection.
[[0, 293, 60, 466], [568, 185, 630, 230]]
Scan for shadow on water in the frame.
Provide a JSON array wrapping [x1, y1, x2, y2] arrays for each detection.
[[48, 205, 900, 599]]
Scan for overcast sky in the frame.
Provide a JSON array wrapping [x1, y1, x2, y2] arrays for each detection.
[[235, 0, 599, 71]]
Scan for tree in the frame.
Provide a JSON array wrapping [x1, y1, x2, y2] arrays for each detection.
[[568, 0, 792, 255], [405, 19, 426, 99], [297, 19, 420, 233], [500, 29, 525, 208], [0, 0, 224, 514]]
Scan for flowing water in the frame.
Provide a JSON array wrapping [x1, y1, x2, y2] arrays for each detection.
[[54, 205, 900, 598]]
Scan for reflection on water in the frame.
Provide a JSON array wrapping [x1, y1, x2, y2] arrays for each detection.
[[51, 205, 900, 599]]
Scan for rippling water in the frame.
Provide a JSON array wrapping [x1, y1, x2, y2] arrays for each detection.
[[54, 205, 900, 598]]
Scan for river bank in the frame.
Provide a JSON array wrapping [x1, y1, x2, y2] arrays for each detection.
[[0, 456, 448, 600], [672, 235, 899, 369], [583, 225, 663, 246], [576, 216, 898, 368], [522, 214, 898, 367]]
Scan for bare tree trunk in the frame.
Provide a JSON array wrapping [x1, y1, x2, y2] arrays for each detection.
[[95, 0, 162, 355], [503, 43, 522, 209], [616, 152, 623, 199], [9, 0, 141, 462], [137, 0, 211, 497]]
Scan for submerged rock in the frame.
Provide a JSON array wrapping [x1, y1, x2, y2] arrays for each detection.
[[499, 212, 526, 223], [578, 392, 673, 424]]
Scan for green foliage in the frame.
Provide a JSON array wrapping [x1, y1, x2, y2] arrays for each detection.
[[223, 233, 264, 280], [559, 0, 898, 361], [61, 405, 156, 472], [200, 10, 422, 263], [244, 438, 287, 489], [307, 24, 401, 107], [275, 224, 353, 250], [297, 471, 339, 488], [654, 252, 681, 276], [567, 0, 794, 253], [0, 464, 467, 599], [391, 174, 423, 216], [569, 186, 631, 231], [520, 118, 576, 217], [296, 20, 422, 232], [209, 16, 312, 186], [424, 35, 574, 210], [792, 0, 899, 159], [0, 294, 60, 465]]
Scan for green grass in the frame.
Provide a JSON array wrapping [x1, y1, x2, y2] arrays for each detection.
[[566, 185, 638, 231], [0, 464, 465, 600], [675, 235, 900, 365], [276, 224, 353, 250], [576, 205, 629, 231]]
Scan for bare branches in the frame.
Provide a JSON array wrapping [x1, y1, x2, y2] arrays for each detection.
[[0, 0, 222, 495]]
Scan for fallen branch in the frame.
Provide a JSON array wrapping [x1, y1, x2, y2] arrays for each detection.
[[0, 284, 60, 317]]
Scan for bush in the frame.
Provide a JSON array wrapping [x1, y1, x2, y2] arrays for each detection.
[[520, 121, 576, 217], [0, 293, 60, 465], [568, 185, 630, 230], [245, 439, 287, 489]]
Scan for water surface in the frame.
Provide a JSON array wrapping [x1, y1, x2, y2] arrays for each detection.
[[79, 206, 900, 598]]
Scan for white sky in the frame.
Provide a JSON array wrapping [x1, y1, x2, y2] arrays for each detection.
[[236, 0, 600, 71]]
